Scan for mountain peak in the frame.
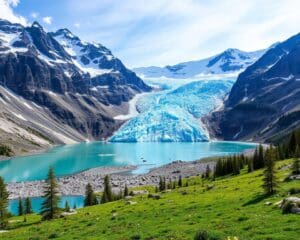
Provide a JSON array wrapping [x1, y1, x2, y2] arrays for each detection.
[[53, 28, 79, 41], [31, 21, 43, 29]]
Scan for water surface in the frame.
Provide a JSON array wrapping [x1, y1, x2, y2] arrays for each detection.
[[0, 141, 256, 182], [9, 195, 84, 215]]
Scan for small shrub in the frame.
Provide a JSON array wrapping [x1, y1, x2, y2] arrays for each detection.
[[48, 233, 58, 239], [237, 216, 249, 222], [131, 234, 141, 240], [288, 187, 300, 194], [194, 230, 221, 240], [0, 144, 12, 156]]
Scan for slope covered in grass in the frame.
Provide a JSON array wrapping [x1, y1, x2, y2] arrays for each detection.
[[3, 159, 300, 240]]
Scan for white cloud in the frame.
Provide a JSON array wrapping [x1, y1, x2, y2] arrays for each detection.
[[74, 22, 80, 28], [42, 16, 52, 24], [65, 0, 300, 68], [7, 0, 19, 7], [0, 0, 27, 25], [30, 12, 39, 18]]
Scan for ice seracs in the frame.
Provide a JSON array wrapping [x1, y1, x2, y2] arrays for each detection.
[[110, 79, 235, 142]]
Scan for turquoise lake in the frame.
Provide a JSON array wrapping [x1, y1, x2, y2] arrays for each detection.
[[0, 141, 257, 183], [5, 141, 257, 214], [9, 195, 84, 215]]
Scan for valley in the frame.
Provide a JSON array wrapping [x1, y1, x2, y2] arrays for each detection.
[[0, 2, 299, 238]]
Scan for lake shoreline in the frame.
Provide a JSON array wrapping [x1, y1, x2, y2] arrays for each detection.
[[7, 159, 217, 199], [4, 141, 259, 199]]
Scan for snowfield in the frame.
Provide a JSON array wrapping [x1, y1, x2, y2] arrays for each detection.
[[110, 77, 235, 142]]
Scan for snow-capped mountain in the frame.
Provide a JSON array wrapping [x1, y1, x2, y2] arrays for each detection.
[[207, 33, 300, 141], [133, 48, 265, 79], [0, 19, 151, 154]]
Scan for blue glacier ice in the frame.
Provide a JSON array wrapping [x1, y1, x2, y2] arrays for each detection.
[[110, 79, 235, 142]]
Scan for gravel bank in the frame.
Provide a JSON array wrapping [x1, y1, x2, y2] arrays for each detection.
[[7, 160, 215, 199]]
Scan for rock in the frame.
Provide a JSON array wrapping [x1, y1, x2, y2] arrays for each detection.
[[280, 197, 300, 214], [126, 201, 137, 205], [131, 190, 149, 195], [124, 196, 133, 200], [264, 202, 272, 206]]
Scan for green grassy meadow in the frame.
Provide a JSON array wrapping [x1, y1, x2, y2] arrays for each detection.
[[2, 159, 300, 240]]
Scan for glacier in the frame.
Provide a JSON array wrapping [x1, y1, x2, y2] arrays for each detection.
[[109, 78, 235, 142]]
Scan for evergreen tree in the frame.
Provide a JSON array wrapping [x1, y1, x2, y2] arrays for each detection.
[[18, 197, 23, 216], [258, 144, 265, 168], [101, 175, 113, 203], [289, 131, 297, 154], [178, 175, 182, 187], [232, 155, 240, 175], [292, 145, 300, 174], [262, 147, 278, 195], [0, 176, 9, 229], [167, 179, 172, 189], [124, 184, 129, 197], [205, 165, 211, 178], [73, 203, 77, 209], [40, 167, 60, 220], [247, 158, 254, 173], [25, 197, 32, 214], [65, 201, 70, 212], [84, 183, 97, 206], [253, 148, 259, 169]]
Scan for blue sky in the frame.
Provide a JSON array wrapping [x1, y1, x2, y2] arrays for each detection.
[[1, 0, 300, 68]]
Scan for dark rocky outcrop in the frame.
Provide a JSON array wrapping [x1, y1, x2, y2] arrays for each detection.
[[0, 19, 151, 145], [207, 33, 300, 141]]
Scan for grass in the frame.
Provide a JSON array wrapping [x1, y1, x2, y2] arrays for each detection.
[[3, 159, 300, 240]]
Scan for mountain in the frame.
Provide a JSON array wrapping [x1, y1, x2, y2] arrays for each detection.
[[206, 33, 300, 141], [0, 19, 151, 154], [133, 48, 266, 79]]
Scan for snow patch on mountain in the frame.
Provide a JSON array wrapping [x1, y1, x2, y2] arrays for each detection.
[[133, 48, 265, 79]]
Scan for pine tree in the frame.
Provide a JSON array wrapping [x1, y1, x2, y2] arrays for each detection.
[[292, 145, 300, 174], [73, 203, 77, 209], [167, 179, 172, 189], [18, 197, 23, 216], [205, 165, 211, 178], [124, 184, 129, 197], [65, 201, 70, 212], [289, 131, 297, 154], [40, 167, 60, 220], [101, 175, 113, 203], [25, 197, 32, 214], [0, 176, 9, 229], [232, 155, 240, 175], [84, 183, 97, 206], [262, 147, 278, 195], [247, 158, 254, 173], [178, 175, 182, 187], [253, 148, 259, 169], [258, 144, 265, 168]]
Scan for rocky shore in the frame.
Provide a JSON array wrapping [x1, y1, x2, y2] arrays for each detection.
[[7, 160, 215, 199]]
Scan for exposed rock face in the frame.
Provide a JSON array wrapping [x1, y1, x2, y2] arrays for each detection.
[[207, 33, 300, 141], [0, 19, 151, 151]]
